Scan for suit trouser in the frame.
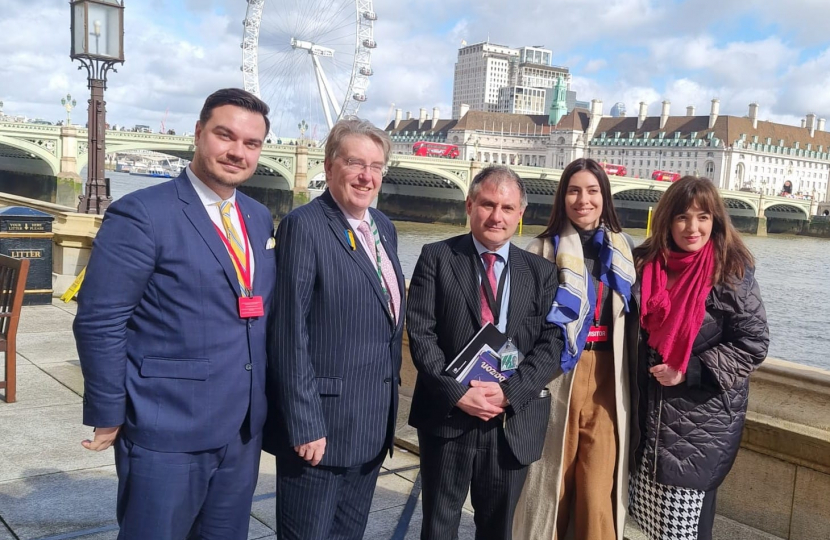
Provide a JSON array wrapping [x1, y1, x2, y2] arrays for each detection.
[[418, 419, 528, 540], [556, 349, 617, 540], [275, 449, 385, 540], [114, 429, 262, 540]]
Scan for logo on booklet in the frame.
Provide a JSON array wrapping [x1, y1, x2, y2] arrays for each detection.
[[479, 360, 508, 383]]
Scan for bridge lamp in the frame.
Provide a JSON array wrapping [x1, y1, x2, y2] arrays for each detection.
[[61, 94, 77, 125], [298, 120, 308, 144], [69, 0, 125, 214]]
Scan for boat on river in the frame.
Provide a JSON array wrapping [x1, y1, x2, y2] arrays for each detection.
[[129, 163, 176, 178]]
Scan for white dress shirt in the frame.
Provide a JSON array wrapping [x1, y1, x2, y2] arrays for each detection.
[[186, 166, 255, 283]]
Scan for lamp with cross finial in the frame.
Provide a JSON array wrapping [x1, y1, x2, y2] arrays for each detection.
[[70, 0, 125, 214], [298, 119, 308, 145], [61, 94, 77, 126]]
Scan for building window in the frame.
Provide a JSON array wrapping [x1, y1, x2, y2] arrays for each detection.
[[705, 161, 715, 177]]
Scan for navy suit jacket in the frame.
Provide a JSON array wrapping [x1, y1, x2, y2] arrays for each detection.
[[263, 190, 405, 467], [407, 234, 563, 465], [74, 172, 276, 453]]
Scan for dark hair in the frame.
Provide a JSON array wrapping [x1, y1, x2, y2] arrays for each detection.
[[467, 165, 528, 208], [633, 176, 755, 286], [538, 157, 622, 238], [198, 88, 270, 139]]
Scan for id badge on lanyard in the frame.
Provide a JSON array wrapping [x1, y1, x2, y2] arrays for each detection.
[[586, 281, 608, 343], [213, 203, 264, 319]]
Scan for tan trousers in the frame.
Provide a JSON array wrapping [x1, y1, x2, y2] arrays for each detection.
[[555, 349, 618, 540]]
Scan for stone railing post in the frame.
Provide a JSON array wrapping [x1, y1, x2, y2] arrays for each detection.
[[293, 144, 310, 208], [465, 160, 483, 229], [756, 195, 767, 236], [57, 126, 83, 207]]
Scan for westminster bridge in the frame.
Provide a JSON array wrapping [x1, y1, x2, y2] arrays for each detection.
[[0, 122, 813, 233]]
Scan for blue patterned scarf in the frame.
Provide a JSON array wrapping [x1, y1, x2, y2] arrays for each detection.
[[545, 221, 635, 372]]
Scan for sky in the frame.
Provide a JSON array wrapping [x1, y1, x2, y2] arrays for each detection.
[[3, 0, 830, 139]]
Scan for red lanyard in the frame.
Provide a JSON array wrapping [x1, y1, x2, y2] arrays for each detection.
[[212, 202, 252, 295], [593, 281, 604, 325]]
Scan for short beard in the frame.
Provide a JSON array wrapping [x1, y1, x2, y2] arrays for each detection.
[[193, 154, 252, 192]]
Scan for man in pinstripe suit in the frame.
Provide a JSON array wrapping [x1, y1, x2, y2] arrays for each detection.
[[264, 119, 405, 540], [408, 166, 564, 540]]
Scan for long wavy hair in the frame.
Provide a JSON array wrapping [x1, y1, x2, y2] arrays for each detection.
[[633, 176, 755, 286], [537, 157, 622, 238]]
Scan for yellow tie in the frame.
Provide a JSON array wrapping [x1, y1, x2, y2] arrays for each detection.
[[217, 200, 248, 294]]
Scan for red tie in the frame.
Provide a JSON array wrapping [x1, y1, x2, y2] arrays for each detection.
[[480, 252, 498, 325]]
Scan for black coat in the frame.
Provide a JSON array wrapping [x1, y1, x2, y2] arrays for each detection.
[[630, 268, 770, 491], [407, 234, 563, 466]]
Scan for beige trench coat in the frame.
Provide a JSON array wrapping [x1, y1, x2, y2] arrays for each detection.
[[512, 237, 631, 540]]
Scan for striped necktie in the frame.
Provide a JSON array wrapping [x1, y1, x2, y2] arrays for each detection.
[[217, 200, 248, 294], [480, 252, 498, 325]]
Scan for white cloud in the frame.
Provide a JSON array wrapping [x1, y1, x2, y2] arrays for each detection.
[[2, 0, 830, 138], [583, 59, 608, 74]]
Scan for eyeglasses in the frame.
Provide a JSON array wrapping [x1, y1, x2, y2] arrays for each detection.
[[339, 157, 388, 176]]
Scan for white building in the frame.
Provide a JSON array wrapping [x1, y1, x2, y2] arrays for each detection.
[[385, 106, 550, 167], [452, 42, 518, 118], [548, 99, 830, 202], [497, 86, 547, 115], [451, 42, 570, 118]]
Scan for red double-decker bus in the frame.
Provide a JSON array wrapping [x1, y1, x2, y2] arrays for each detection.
[[412, 141, 460, 159], [601, 163, 627, 176], [652, 170, 681, 182]]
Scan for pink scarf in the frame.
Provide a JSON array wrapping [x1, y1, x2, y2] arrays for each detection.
[[640, 241, 715, 373]]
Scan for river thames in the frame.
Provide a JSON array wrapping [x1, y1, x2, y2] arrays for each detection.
[[109, 171, 826, 370]]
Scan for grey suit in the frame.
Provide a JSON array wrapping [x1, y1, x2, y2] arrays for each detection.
[[407, 233, 563, 540]]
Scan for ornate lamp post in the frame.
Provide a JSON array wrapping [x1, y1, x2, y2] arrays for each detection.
[[61, 94, 77, 125], [70, 0, 125, 214]]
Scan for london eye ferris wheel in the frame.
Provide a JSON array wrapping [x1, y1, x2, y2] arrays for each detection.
[[241, 0, 377, 143]]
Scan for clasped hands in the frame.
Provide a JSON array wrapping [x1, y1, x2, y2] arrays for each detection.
[[456, 380, 508, 421]]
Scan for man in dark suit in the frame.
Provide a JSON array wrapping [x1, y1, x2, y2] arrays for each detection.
[[265, 118, 405, 540], [408, 165, 564, 540], [74, 88, 276, 540]]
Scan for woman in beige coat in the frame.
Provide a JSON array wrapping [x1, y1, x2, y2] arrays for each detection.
[[513, 158, 637, 540]]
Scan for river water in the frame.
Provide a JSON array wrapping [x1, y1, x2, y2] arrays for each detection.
[[108, 172, 828, 370]]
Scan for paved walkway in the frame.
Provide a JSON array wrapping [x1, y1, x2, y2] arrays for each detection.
[[0, 300, 478, 540]]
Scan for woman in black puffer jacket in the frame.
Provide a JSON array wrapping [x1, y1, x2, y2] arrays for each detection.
[[628, 176, 770, 540]]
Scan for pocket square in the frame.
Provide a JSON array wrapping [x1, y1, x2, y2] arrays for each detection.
[[265, 237, 276, 249]]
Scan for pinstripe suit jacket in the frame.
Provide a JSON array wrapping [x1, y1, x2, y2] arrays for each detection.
[[407, 234, 563, 465], [263, 190, 405, 467]]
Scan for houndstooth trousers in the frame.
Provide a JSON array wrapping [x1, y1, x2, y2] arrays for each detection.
[[628, 459, 706, 540]]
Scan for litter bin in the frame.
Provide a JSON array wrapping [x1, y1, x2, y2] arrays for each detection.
[[0, 207, 55, 305]]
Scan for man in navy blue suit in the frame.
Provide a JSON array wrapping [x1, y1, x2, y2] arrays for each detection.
[[265, 119, 405, 540], [74, 88, 276, 540]]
